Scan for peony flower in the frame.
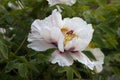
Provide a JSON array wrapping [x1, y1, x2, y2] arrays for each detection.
[[47, 0, 76, 6], [88, 48, 104, 73], [27, 10, 94, 70]]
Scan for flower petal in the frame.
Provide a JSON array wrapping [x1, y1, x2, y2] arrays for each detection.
[[28, 19, 44, 42], [88, 48, 104, 73], [88, 48, 104, 63], [44, 9, 63, 28], [47, 0, 76, 6], [50, 50, 73, 66], [31, 9, 62, 30], [63, 17, 94, 51], [27, 40, 55, 51], [70, 52, 94, 70], [27, 33, 42, 42], [40, 27, 64, 52], [94, 61, 103, 73]]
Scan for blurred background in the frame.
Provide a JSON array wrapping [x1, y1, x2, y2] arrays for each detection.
[[0, 0, 120, 80]]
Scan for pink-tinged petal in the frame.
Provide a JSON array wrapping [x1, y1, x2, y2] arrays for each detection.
[[65, 38, 88, 51], [70, 52, 94, 70], [40, 27, 64, 52], [27, 40, 55, 51], [50, 50, 73, 66], [64, 38, 77, 51], [63, 18, 94, 51]]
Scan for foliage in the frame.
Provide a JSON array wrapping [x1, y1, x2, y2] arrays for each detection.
[[0, 0, 120, 80]]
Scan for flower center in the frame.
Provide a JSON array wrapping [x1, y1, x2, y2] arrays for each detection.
[[61, 27, 77, 45]]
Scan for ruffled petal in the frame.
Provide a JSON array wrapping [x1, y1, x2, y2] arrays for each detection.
[[70, 52, 94, 70], [27, 40, 55, 51], [27, 32, 42, 42], [50, 50, 73, 66], [44, 9, 63, 28], [31, 10, 62, 29], [31, 19, 43, 31], [28, 19, 45, 42]]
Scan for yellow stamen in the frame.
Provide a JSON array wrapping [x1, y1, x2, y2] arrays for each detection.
[[61, 27, 77, 45], [88, 42, 96, 48], [61, 27, 68, 33]]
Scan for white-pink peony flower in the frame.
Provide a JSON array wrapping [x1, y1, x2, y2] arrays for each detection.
[[27, 10, 94, 70], [47, 0, 76, 6]]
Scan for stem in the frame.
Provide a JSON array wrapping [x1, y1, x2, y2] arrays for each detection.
[[15, 35, 27, 54]]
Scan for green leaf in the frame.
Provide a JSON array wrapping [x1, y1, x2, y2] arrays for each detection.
[[58, 67, 74, 80], [15, 63, 28, 78], [66, 67, 73, 80], [0, 40, 8, 59], [96, 0, 107, 6], [110, 67, 120, 76], [27, 60, 39, 73], [83, 51, 96, 60], [5, 60, 17, 73]]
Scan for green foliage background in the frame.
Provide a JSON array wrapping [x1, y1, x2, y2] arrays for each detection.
[[0, 0, 120, 80]]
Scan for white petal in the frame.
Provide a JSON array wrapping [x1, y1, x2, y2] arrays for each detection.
[[50, 50, 73, 66], [27, 32, 42, 42], [65, 38, 89, 51], [44, 9, 63, 28], [31, 19, 43, 31], [70, 52, 94, 70], [28, 19, 44, 42], [94, 61, 103, 73], [89, 48, 104, 64], [58, 35, 64, 52], [27, 40, 55, 51], [47, 0, 76, 6], [63, 17, 88, 31], [88, 48, 104, 73], [76, 24, 94, 48], [40, 27, 64, 52], [31, 10, 62, 30], [63, 17, 94, 51]]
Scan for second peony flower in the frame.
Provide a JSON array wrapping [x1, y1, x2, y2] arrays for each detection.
[[47, 0, 76, 6], [27, 10, 95, 70]]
